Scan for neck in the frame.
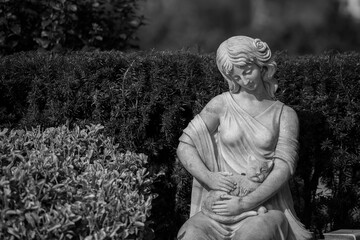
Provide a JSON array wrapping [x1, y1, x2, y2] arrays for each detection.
[[238, 84, 270, 102]]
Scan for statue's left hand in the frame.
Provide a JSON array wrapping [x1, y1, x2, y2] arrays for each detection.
[[211, 194, 248, 216]]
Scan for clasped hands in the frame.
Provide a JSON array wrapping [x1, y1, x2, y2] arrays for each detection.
[[207, 171, 266, 217]]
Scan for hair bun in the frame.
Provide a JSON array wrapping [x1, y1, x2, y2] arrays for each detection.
[[253, 39, 271, 62]]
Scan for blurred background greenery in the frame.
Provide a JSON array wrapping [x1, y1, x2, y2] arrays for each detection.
[[138, 0, 360, 54], [1, 0, 359, 55]]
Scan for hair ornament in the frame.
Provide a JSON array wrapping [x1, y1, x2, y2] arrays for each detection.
[[253, 38, 271, 62]]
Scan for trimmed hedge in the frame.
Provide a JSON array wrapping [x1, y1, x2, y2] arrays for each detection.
[[1, 50, 360, 239], [0, 124, 156, 240], [275, 52, 360, 235]]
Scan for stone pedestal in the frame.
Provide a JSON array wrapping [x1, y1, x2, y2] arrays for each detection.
[[323, 229, 360, 240]]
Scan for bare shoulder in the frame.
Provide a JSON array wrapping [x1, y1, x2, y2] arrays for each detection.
[[199, 94, 227, 133], [201, 94, 226, 116], [280, 105, 299, 135], [281, 105, 299, 122]]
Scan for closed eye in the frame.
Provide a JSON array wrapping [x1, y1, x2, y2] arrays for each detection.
[[243, 69, 252, 75]]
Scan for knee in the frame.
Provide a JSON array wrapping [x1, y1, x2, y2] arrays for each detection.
[[250, 210, 286, 226], [177, 219, 207, 240], [261, 210, 289, 234], [266, 210, 287, 219], [235, 210, 289, 240]]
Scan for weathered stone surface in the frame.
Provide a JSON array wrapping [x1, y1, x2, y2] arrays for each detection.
[[323, 229, 360, 240], [176, 36, 313, 240]]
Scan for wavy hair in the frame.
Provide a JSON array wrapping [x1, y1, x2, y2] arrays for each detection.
[[216, 36, 278, 98]]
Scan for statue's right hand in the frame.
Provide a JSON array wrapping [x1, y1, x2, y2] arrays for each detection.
[[207, 172, 237, 192]]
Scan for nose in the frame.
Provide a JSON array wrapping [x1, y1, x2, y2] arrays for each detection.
[[241, 76, 250, 85]]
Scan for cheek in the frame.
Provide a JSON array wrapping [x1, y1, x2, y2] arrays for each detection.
[[252, 72, 262, 82]]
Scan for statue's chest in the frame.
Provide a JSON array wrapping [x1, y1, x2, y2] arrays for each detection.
[[218, 113, 279, 152]]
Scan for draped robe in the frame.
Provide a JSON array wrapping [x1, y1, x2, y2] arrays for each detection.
[[178, 92, 312, 240]]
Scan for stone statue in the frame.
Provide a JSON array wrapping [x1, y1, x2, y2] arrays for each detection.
[[176, 36, 313, 240]]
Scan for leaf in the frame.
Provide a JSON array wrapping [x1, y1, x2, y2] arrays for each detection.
[[41, 19, 52, 29], [50, 2, 61, 11], [5, 209, 22, 216], [67, 4, 77, 11], [0, 128, 8, 136], [41, 30, 50, 37], [31, 212, 40, 225], [109, 223, 124, 237], [52, 184, 64, 189], [47, 223, 61, 232], [10, 24, 21, 35], [95, 36, 103, 41], [7, 228, 20, 238], [134, 221, 144, 227], [0, 178, 9, 187], [84, 194, 95, 199], [34, 38, 50, 48], [25, 212, 35, 227]]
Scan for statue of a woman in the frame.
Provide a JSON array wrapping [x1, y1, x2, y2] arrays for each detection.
[[177, 36, 312, 240]]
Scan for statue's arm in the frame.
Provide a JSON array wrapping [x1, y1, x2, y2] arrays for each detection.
[[177, 95, 236, 192], [240, 106, 299, 210]]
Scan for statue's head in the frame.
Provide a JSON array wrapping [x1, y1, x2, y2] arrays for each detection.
[[216, 36, 278, 98]]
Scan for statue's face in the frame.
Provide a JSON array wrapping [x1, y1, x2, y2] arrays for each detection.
[[231, 63, 262, 91]]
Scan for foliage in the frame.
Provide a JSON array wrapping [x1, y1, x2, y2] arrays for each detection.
[[0, 124, 156, 240], [275, 52, 360, 237], [171, 159, 192, 226], [1, 50, 360, 239], [0, 50, 221, 239], [0, 0, 144, 55]]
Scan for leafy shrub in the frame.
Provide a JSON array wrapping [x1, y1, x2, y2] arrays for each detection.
[[0, 0, 144, 55], [0, 124, 156, 240]]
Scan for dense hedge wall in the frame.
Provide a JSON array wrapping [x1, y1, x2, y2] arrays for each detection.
[[1, 50, 360, 239], [276, 52, 360, 236]]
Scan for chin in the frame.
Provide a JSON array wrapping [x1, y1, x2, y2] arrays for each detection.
[[245, 86, 256, 91], [250, 176, 261, 182]]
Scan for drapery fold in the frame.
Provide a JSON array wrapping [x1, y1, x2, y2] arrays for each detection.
[[179, 114, 219, 216]]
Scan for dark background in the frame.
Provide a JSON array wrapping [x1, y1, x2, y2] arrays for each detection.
[[137, 0, 360, 54]]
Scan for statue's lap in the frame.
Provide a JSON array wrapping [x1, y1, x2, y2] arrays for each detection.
[[177, 210, 289, 240]]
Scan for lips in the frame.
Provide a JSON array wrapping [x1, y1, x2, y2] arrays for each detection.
[[244, 82, 256, 90]]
